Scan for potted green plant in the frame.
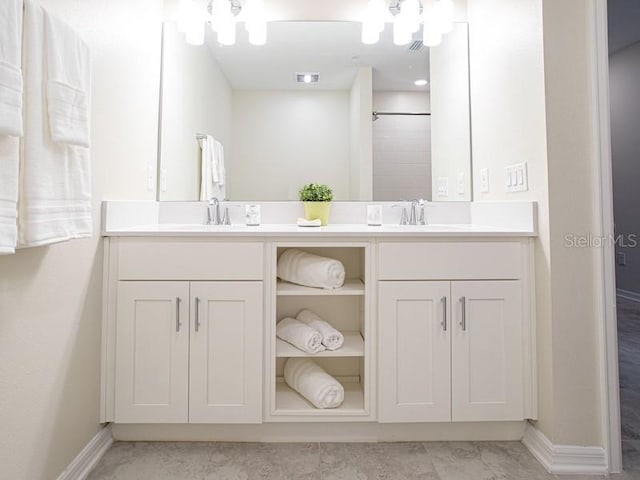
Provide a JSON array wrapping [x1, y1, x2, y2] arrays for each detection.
[[299, 183, 334, 226]]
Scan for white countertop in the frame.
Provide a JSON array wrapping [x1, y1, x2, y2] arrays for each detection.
[[103, 223, 536, 237]]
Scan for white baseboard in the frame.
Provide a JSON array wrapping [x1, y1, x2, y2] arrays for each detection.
[[617, 288, 640, 303], [522, 424, 608, 475], [57, 424, 113, 480]]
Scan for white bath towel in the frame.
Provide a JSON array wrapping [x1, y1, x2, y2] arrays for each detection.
[[277, 249, 346, 290], [19, 1, 92, 248], [297, 309, 344, 351], [276, 317, 325, 354], [199, 135, 225, 201], [0, 0, 23, 137], [44, 10, 90, 147], [0, 0, 23, 255], [284, 358, 344, 409]]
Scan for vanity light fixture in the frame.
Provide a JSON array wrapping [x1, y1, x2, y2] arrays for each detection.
[[177, 0, 268, 47], [361, 0, 454, 47]]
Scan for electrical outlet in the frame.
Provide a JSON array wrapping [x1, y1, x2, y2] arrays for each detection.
[[437, 177, 449, 197], [618, 252, 627, 266], [479, 168, 489, 193]]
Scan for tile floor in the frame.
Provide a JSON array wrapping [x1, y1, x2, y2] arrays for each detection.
[[87, 440, 638, 479], [618, 297, 640, 477], [87, 298, 640, 480]]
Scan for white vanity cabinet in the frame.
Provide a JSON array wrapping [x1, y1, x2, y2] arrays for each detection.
[[114, 281, 262, 424], [377, 241, 535, 423], [102, 239, 264, 424]]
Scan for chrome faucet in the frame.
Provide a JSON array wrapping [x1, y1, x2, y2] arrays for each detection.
[[408, 199, 426, 225], [206, 197, 221, 225]]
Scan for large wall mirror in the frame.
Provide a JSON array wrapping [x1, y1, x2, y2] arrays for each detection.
[[157, 20, 471, 201]]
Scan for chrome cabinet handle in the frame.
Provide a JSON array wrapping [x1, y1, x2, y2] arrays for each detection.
[[195, 297, 201, 332], [460, 296, 467, 331], [441, 296, 447, 331], [176, 297, 182, 332]]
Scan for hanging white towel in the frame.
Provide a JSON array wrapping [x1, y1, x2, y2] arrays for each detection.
[[284, 358, 344, 409], [199, 135, 225, 201], [19, 1, 92, 248], [276, 317, 325, 354], [0, 0, 23, 255], [44, 10, 90, 147], [297, 309, 344, 351], [277, 249, 346, 290]]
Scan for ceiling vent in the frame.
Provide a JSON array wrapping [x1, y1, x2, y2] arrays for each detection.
[[408, 40, 424, 51], [296, 73, 320, 84]]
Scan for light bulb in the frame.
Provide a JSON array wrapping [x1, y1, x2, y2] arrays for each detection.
[[210, 0, 229, 33], [303, 74, 312, 84], [248, 20, 267, 45], [414, 79, 428, 86], [433, 0, 454, 34], [183, 1, 205, 46], [177, 0, 191, 33], [422, 19, 442, 47], [393, 15, 412, 46], [218, 20, 236, 45], [400, 0, 421, 33], [361, 21, 381, 44]]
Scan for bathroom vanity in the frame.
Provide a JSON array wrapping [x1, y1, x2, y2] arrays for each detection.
[[100, 201, 537, 435]]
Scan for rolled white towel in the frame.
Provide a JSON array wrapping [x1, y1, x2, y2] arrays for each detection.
[[277, 249, 345, 290], [284, 358, 344, 409], [276, 317, 325, 354], [297, 309, 344, 351]]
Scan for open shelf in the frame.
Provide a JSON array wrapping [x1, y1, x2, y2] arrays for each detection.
[[276, 331, 364, 358], [276, 278, 365, 296], [274, 381, 365, 415]]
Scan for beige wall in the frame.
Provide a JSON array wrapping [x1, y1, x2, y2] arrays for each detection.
[[467, 0, 604, 447], [541, 0, 602, 446], [231, 90, 350, 200], [159, 21, 233, 201], [0, 1, 162, 479]]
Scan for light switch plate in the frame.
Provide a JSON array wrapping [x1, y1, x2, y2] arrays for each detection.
[[505, 162, 528, 193], [437, 177, 449, 197], [479, 168, 489, 193]]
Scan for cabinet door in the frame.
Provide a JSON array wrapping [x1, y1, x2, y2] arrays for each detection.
[[189, 282, 263, 423], [451, 281, 523, 421], [115, 282, 190, 423], [378, 281, 451, 422]]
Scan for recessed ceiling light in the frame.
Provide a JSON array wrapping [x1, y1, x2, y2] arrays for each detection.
[[296, 73, 320, 84], [414, 79, 428, 86]]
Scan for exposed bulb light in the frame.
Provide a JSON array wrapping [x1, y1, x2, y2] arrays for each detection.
[[414, 79, 428, 86], [303, 74, 312, 83], [393, 14, 412, 46], [183, 1, 205, 46], [361, 21, 381, 44], [360, 0, 455, 47], [400, 0, 421, 34], [245, 0, 268, 46], [213, 0, 236, 45], [434, 0, 454, 34]]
